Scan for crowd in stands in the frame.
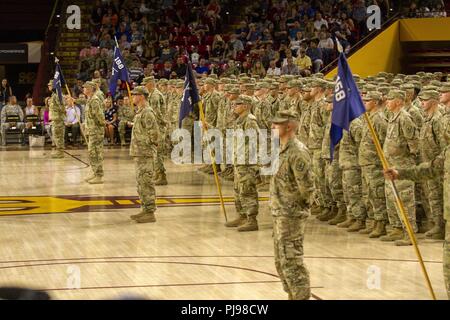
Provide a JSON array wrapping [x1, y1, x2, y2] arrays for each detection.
[[77, 0, 447, 92]]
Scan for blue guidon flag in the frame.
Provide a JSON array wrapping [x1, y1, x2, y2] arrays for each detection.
[[53, 60, 66, 104], [109, 46, 130, 96], [330, 52, 366, 161], [178, 57, 199, 128]]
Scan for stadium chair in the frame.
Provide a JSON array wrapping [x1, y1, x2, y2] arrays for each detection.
[[4, 115, 23, 145]]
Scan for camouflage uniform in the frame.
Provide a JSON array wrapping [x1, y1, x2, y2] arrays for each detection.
[[396, 145, 449, 297], [118, 104, 136, 145], [308, 95, 333, 213], [270, 111, 313, 300], [383, 91, 419, 235], [84, 84, 105, 179], [227, 96, 260, 231], [339, 117, 366, 226], [417, 91, 447, 238], [296, 97, 312, 148], [358, 105, 388, 225], [49, 92, 66, 155], [130, 88, 160, 216], [148, 87, 167, 181]]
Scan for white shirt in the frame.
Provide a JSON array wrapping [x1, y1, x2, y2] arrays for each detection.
[[266, 67, 281, 76], [314, 19, 328, 31], [65, 106, 80, 125]]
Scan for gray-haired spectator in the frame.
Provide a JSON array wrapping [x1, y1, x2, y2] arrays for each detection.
[[281, 57, 300, 75]]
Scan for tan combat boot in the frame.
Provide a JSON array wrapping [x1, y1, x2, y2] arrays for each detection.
[[395, 231, 413, 246], [84, 173, 96, 182], [380, 227, 403, 241], [358, 219, 375, 234], [130, 211, 147, 220], [369, 221, 387, 238], [347, 219, 365, 232], [88, 176, 104, 184], [155, 172, 168, 185], [425, 217, 445, 239], [225, 215, 247, 228], [120, 134, 126, 146], [310, 203, 322, 216], [237, 217, 258, 232], [316, 207, 334, 221], [328, 207, 347, 225], [337, 217, 355, 228], [135, 212, 156, 223]]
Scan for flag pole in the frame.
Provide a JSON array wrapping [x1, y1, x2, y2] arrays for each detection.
[[363, 112, 436, 300], [197, 100, 228, 222], [55, 57, 87, 145], [114, 36, 134, 110]]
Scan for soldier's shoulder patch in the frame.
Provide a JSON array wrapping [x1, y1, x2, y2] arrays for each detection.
[[400, 111, 416, 139]]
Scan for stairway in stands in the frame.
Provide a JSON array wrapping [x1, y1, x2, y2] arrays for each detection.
[[402, 41, 450, 74], [55, 0, 92, 87]]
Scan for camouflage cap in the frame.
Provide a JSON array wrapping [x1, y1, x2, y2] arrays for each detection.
[[239, 76, 250, 83], [353, 74, 361, 81], [204, 78, 217, 85], [396, 74, 406, 79], [416, 71, 426, 77], [229, 75, 237, 79], [364, 84, 377, 91], [255, 82, 270, 89], [223, 84, 233, 92], [234, 95, 253, 105], [175, 81, 184, 88], [326, 81, 335, 89], [239, 73, 247, 78], [433, 71, 443, 78], [422, 85, 438, 91], [131, 86, 149, 97], [400, 83, 415, 91], [439, 84, 450, 93], [158, 78, 168, 85], [229, 79, 238, 84], [270, 83, 279, 90], [386, 89, 406, 100], [312, 73, 324, 79], [302, 85, 312, 92], [391, 79, 404, 86], [287, 80, 300, 88], [83, 81, 97, 89], [229, 87, 240, 95], [244, 83, 255, 90], [410, 80, 422, 90], [142, 76, 156, 84], [363, 91, 382, 101], [209, 74, 218, 79], [219, 77, 231, 84], [430, 80, 442, 87], [47, 80, 53, 86], [168, 79, 177, 85], [311, 78, 327, 88], [365, 76, 375, 82], [419, 90, 440, 100], [271, 109, 299, 123], [405, 75, 420, 82], [377, 86, 391, 95], [377, 72, 388, 78]]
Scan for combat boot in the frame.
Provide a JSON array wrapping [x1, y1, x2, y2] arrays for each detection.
[[130, 211, 147, 220], [347, 219, 365, 232], [155, 173, 168, 185], [135, 212, 156, 223], [310, 203, 321, 216], [225, 215, 247, 228], [316, 207, 333, 221], [369, 221, 387, 238], [198, 164, 213, 173], [395, 231, 413, 246], [51, 152, 64, 159], [328, 207, 347, 225], [237, 217, 258, 232], [84, 173, 96, 182], [337, 217, 355, 228], [88, 176, 104, 184], [120, 134, 126, 146], [380, 227, 403, 241], [359, 219, 375, 234], [425, 218, 445, 239]]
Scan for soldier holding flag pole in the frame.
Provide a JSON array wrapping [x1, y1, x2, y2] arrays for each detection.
[[49, 59, 67, 159]]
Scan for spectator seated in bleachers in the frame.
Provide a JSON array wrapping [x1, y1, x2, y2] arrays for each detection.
[[104, 97, 117, 146], [1, 96, 24, 146], [64, 96, 81, 147]]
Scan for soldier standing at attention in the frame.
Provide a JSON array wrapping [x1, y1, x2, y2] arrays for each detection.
[[129, 86, 160, 224], [416, 90, 446, 239], [47, 80, 66, 158], [225, 95, 260, 232], [382, 89, 419, 245], [142, 76, 167, 185], [117, 96, 136, 146], [83, 81, 105, 184], [270, 109, 313, 300]]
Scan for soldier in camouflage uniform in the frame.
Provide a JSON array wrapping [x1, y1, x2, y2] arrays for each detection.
[[296, 85, 313, 148], [270, 109, 313, 300], [440, 84, 450, 142], [308, 79, 333, 218], [128, 86, 160, 223], [225, 95, 260, 232], [46, 81, 66, 157], [83, 81, 105, 184], [417, 90, 447, 239], [199, 77, 222, 174], [1, 95, 25, 146], [118, 96, 136, 146], [143, 76, 168, 185], [382, 89, 419, 245], [319, 95, 344, 223], [357, 91, 389, 238]]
